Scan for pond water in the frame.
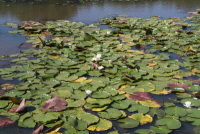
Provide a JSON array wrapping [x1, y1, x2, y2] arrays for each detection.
[[0, 0, 200, 57], [0, 0, 200, 134]]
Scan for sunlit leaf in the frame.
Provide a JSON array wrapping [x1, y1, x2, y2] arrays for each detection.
[[87, 118, 112, 131], [129, 113, 153, 125], [139, 100, 161, 108]]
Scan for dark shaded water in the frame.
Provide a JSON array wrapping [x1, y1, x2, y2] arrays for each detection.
[[0, 0, 200, 134]]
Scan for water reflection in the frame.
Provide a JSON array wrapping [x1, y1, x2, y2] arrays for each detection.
[[0, 0, 200, 24], [1, 0, 199, 56]]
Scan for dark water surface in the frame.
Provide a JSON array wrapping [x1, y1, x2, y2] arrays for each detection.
[[0, 0, 200, 134]]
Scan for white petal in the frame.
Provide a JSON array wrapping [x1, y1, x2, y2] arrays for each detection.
[[85, 90, 92, 95], [98, 66, 104, 70], [91, 58, 97, 61], [96, 54, 102, 59]]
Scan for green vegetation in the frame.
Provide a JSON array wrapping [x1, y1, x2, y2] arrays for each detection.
[[0, 10, 200, 133]]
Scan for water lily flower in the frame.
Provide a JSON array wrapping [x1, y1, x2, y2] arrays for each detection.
[[91, 54, 102, 61], [184, 101, 193, 108], [91, 57, 97, 61], [96, 54, 102, 59], [98, 66, 104, 70], [85, 90, 92, 95], [107, 31, 111, 34]]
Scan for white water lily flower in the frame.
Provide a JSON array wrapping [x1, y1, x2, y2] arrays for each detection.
[[91, 54, 102, 61], [98, 66, 104, 70], [96, 54, 102, 59], [85, 90, 92, 95], [184, 101, 193, 108], [107, 31, 111, 34], [91, 57, 97, 61]]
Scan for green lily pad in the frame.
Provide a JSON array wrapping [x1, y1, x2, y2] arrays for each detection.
[[165, 106, 187, 117], [155, 117, 181, 129], [0, 101, 9, 108], [118, 117, 139, 128], [98, 108, 123, 120]]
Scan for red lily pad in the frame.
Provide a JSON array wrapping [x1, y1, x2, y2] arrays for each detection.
[[119, 20, 129, 24], [20, 45, 35, 48], [167, 83, 189, 90], [129, 92, 152, 101], [21, 21, 35, 27], [0, 90, 6, 96], [42, 98, 68, 112], [10, 99, 26, 113], [0, 118, 14, 127], [32, 125, 44, 134]]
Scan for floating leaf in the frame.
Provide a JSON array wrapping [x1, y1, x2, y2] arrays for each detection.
[[67, 99, 85, 108], [32, 125, 44, 134], [98, 108, 123, 120], [155, 117, 181, 129], [129, 113, 153, 125], [42, 98, 68, 112], [76, 112, 99, 125], [165, 106, 187, 117], [33, 113, 59, 123], [168, 83, 189, 90], [1, 83, 15, 90], [118, 117, 139, 128], [0, 118, 14, 127], [128, 92, 152, 101], [148, 108, 165, 118], [67, 116, 87, 131], [87, 118, 112, 131], [128, 104, 149, 114], [0, 101, 9, 108], [150, 126, 172, 133], [139, 100, 161, 108], [10, 99, 26, 113]]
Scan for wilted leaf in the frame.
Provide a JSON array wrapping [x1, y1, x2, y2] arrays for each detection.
[[42, 98, 68, 112], [139, 100, 161, 108], [168, 83, 189, 90], [0, 118, 14, 127], [1, 83, 15, 90], [10, 99, 26, 113], [32, 125, 44, 134], [129, 113, 153, 125], [128, 92, 152, 101]]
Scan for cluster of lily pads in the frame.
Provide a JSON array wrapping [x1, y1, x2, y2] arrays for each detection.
[[0, 12, 200, 134]]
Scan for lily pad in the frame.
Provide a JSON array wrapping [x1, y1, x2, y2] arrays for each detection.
[[118, 117, 139, 128], [155, 117, 181, 129], [87, 118, 112, 131]]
